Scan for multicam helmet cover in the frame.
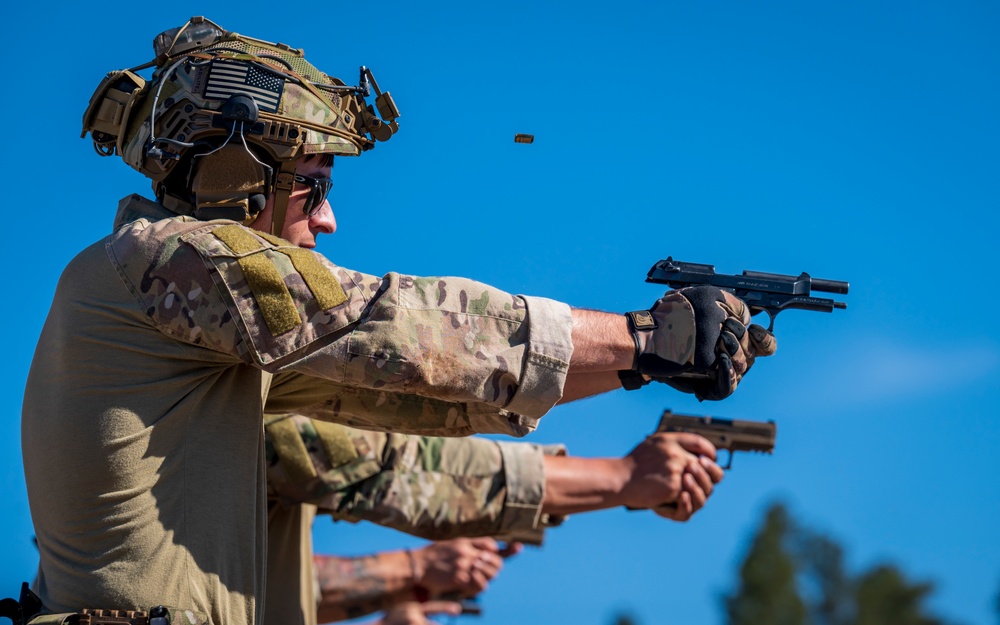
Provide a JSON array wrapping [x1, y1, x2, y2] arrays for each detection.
[[82, 16, 400, 232]]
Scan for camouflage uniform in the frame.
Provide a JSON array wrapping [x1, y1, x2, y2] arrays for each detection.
[[21, 195, 573, 625], [263, 412, 567, 625], [265, 413, 565, 542]]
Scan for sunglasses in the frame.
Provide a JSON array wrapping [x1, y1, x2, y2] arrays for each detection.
[[294, 174, 334, 216]]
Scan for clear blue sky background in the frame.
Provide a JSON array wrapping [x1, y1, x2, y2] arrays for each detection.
[[2, 2, 998, 624]]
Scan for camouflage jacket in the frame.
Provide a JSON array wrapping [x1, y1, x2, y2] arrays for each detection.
[[21, 195, 573, 625], [265, 413, 567, 546], [111, 194, 574, 436]]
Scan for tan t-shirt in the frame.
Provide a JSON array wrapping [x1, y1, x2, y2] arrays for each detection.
[[21, 195, 573, 625]]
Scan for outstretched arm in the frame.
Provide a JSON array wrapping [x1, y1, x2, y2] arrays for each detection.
[[308, 433, 723, 622], [266, 415, 564, 544], [314, 538, 515, 623], [541, 432, 725, 522], [566, 309, 634, 372], [313, 551, 412, 623]]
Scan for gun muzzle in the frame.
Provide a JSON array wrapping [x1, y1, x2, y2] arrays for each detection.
[[810, 277, 849, 294]]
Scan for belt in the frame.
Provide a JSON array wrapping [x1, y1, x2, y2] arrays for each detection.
[[29, 606, 208, 625], [2, 583, 207, 625]]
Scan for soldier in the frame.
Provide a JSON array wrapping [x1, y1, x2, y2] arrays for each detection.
[[20, 16, 774, 625], [264, 414, 727, 625]]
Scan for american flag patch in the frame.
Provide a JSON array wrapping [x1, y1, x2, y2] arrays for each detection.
[[203, 60, 285, 113]]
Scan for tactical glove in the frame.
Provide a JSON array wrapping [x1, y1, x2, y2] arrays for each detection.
[[619, 286, 776, 400]]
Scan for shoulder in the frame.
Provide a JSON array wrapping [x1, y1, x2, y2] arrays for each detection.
[[112, 219, 374, 366], [107, 214, 217, 273]]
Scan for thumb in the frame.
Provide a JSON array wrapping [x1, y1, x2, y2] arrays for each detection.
[[747, 324, 777, 356]]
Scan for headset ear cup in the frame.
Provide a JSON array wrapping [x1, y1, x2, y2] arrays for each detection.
[[190, 144, 271, 222], [247, 193, 267, 217]]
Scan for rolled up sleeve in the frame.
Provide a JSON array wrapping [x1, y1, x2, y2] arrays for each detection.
[[502, 296, 574, 418], [495, 440, 568, 546]]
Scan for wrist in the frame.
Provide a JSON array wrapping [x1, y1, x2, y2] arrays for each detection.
[[617, 370, 648, 391], [609, 456, 636, 508], [543, 455, 633, 514], [623, 310, 656, 370], [405, 548, 424, 588]]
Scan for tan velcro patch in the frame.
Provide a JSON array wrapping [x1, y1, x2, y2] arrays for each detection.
[[311, 419, 359, 468], [238, 254, 301, 335], [213, 224, 267, 254], [256, 231, 348, 309], [265, 417, 317, 484], [627, 310, 657, 330], [280, 248, 348, 310], [213, 225, 301, 336]]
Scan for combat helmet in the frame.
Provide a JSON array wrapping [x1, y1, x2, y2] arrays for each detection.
[[81, 16, 400, 235]]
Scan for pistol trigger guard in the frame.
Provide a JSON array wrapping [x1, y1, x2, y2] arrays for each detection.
[[720, 449, 734, 470], [746, 306, 777, 332]]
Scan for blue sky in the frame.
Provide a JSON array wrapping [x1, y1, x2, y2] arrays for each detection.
[[2, 2, 998, 624]]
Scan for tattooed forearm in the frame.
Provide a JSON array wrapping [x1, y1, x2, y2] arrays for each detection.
[[314, 552, 415, 622]]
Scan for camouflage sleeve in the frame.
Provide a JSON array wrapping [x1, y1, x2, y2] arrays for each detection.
[[108, 218, 573, 436], [493, 441, 568, 544], [266, 371, 541, 437], [264, 414, 565, 545]]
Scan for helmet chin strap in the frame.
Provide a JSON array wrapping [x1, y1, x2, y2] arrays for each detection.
[[271, 160, 297, 237]]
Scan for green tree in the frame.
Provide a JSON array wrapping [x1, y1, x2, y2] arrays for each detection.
[[724, 503, 806, 625], [854, 565, 944, 625], [724, 503, 958, 625], [794, 531, 854, 625]]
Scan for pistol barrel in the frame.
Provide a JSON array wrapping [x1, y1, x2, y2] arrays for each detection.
[[811, 277, 849, 294]]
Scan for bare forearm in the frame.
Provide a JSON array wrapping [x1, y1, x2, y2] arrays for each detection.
[[540, 455, 629, 516], [314, 552, 416, 622], [559, 370, 624, 403], [568, 309, 633, 372]]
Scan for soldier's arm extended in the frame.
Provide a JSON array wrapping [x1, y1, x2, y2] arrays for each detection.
[[265, 413, 565, 544], [266, 414, 723, 622], [312, 538, 510, 623], [266, 414, 726, 535]]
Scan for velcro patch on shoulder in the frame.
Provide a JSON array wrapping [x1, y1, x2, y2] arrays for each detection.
[[238, 253, 302, 335], [255, 232, 348, 310], [280, 248, 348, 310], [213, 224, 267, 254], [213, 225, 301, 335], [310, 419, 359, 468], [179, 223, 368, 364], [265, 417, 318, 484]]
